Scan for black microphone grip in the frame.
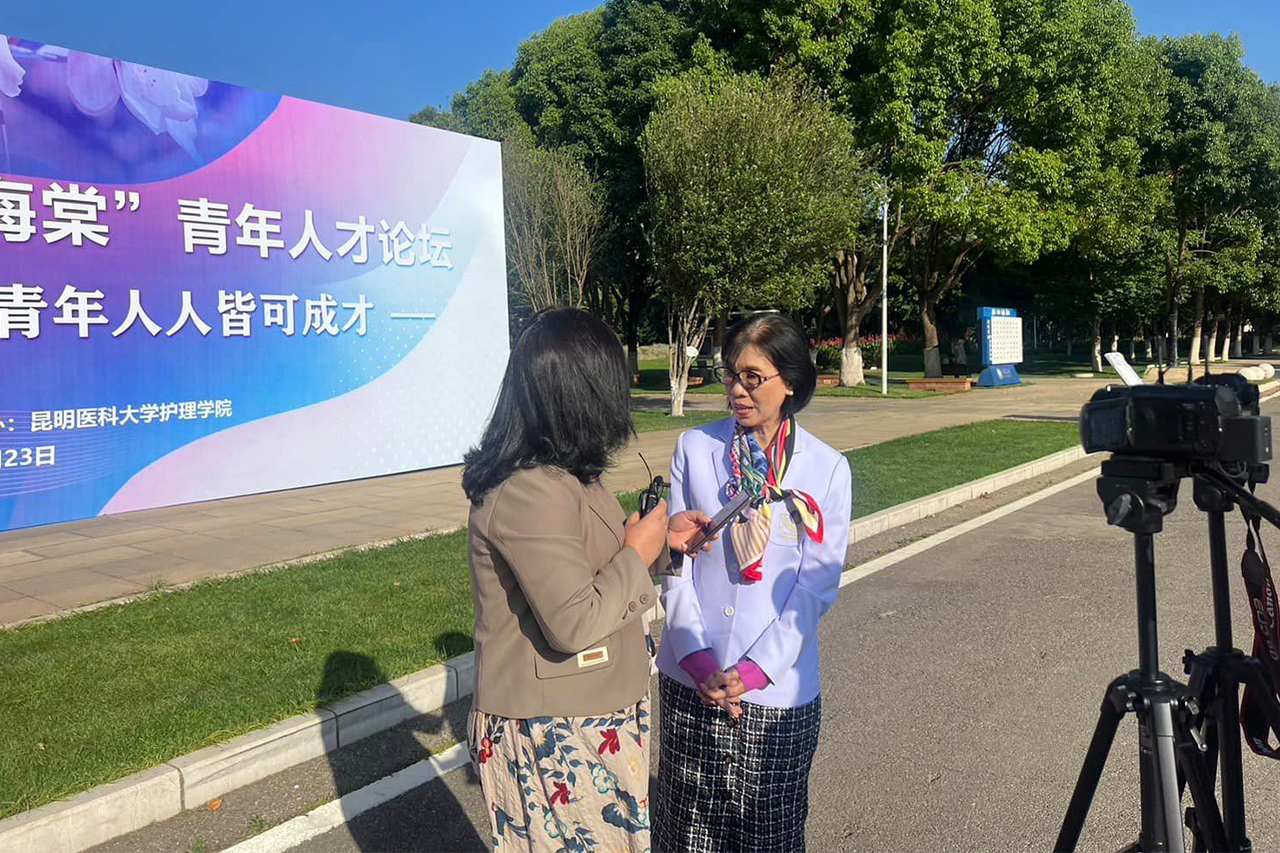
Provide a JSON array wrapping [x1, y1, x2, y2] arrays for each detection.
[[640, 476, 668, 517]]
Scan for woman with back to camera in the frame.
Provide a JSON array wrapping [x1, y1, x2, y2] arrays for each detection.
[[654, 313, 852, 852], [463, 307, 714, 852]]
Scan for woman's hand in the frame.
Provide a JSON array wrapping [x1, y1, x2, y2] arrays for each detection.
[[698, 668, 745, 719], [668, 510, 718, 555], [624, 499, 669, 565]]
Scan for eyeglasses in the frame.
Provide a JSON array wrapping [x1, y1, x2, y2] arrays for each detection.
[[715, 366, 780, 391]]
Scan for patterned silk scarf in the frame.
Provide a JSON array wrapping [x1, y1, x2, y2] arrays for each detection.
[[726, 416, 825, 583]]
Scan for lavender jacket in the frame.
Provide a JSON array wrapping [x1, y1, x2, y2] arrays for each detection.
[[655, 417, 852, 708]]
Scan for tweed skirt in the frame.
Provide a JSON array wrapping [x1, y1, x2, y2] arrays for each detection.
[[653, 673, 822, 853]]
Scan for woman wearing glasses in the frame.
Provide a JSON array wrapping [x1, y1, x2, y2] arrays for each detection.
[[653, 314, 852, 853]]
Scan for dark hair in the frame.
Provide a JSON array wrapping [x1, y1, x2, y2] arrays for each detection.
[[462, 308, 634, 504], [722, 313, 817, 416]]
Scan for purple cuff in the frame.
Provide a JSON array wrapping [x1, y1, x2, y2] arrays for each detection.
[[679, 649, 719, 687], [734, 658, 770, 692]]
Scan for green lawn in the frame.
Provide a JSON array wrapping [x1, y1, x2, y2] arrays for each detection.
[[635, 351, 1158, 390], [809, 382, 935, 399], [846, 419, 1080, 517], [633, 358, 932, 399], [0, 417, 1080, 820], [631, 408, 726, 434], [0, 536, 474, 820], [887, 351, 1155, 380]]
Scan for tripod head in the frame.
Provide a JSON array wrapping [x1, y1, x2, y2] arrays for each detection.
[[1097, 456, 1186, 535], [1098, 454, 1280, 535], [1192, 461, 1280, 531]]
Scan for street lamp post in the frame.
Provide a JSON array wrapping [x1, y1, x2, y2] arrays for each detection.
[[881, 190, 889, 396]]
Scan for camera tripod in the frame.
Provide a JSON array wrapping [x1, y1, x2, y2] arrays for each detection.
[[1056, 456, 1280, 852]]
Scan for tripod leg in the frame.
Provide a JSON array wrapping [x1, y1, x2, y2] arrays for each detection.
[[1173, 710, 1228, 852], [1057, 682, 1129, 852], [1179, 653, 1221, 810], [1149, 697, 1189, 852]]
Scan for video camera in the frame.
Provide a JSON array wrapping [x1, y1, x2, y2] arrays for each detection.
[[1080, 373, 1272, 464], [1060, 364, 1280, 853]]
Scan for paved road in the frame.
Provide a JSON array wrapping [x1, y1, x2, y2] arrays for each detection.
[[91, 402, 1280, 852]]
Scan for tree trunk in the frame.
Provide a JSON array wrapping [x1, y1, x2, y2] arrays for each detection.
[[1220, 308, 1233, 362], [1156, 334, 1166, 364], [839, 299, 879, 387], [921, 299, 942, 378], [668, 302, 709, 417], [1206, 312, 1220, 364], [1091, 314, 1104, 373], [1231, 321, 1243, 358], [1129, 328, 1137, 361], [1252, 331, 1262, 355], [1189, 287, 1205, 365], [1267, 334, 1274, 355], [627, 288, 641, 380], [831, 249, 883, 387], [840, 340, 865, 386], [1165, 232, 1186, 366], [1066, 337, 1074, 357]]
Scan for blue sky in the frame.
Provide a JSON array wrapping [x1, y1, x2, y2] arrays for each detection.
[[1, 1, 1276, 121]]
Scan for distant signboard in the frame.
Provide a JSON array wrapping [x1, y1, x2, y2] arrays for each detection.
[[977, 307, 1022, 386]]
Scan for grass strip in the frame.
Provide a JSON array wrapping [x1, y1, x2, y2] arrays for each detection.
[[631, 359, 931, 398], [630, 409, 726, 434], [0, 534, 473, 819], [846, 419, 1080, 517]]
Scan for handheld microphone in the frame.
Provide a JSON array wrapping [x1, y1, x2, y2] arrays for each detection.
[[638, 453, 668, 516]]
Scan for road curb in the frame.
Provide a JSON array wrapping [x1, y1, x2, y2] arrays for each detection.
[[3, 408, 1269, 853], [0, 765, 181, 853]]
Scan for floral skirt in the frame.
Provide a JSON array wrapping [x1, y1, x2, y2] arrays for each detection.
[[468, 696, 651, 852]]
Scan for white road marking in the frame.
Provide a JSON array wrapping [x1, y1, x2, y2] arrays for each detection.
[[840, 468, 1101, 587]]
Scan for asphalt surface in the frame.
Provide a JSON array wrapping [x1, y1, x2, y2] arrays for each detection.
[[91, 406, 1280, 852]]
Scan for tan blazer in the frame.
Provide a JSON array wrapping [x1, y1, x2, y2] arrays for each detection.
[[467, 465, 655, 718]]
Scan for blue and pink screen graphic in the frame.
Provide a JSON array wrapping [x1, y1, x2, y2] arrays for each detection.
[[0, 36, 509, 531]]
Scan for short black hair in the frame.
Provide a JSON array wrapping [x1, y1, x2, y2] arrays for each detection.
[[722, 313, 817, 415], [461, 308, 633, 504]]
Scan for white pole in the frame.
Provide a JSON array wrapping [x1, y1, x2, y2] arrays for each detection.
[[881, 197, 889, 396]]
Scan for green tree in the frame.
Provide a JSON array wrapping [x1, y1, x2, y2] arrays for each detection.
[[1146, 34, 1280, 366], [642, 70, 863, 414], [690, 0, 1158, 379], [688, 1, 898, 385], [407, 103, 465, 134], [874, 0, 1157, 375], [510, 0, 695, 366], [410, 70, 527, 142]]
